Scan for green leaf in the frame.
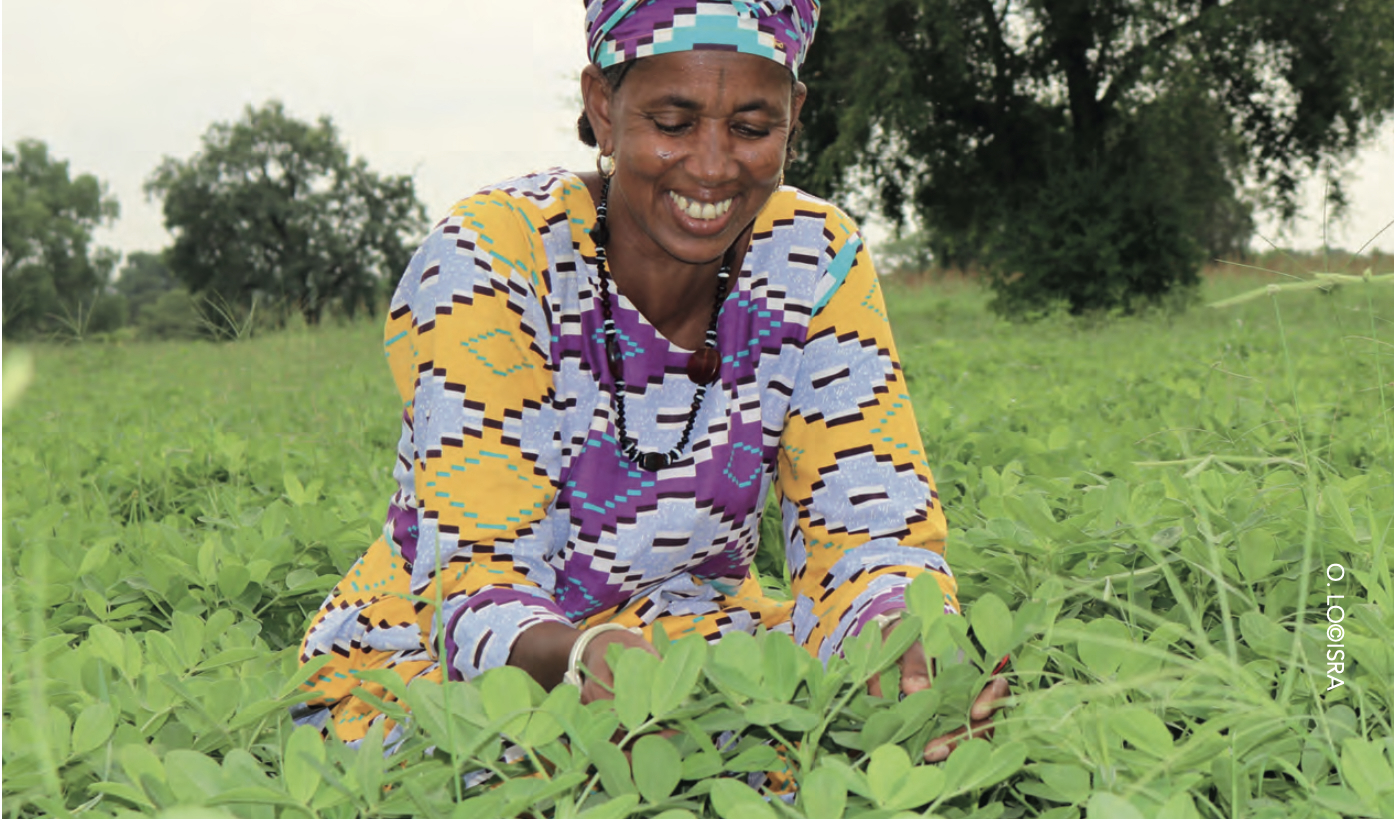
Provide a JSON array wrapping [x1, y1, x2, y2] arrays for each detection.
[[890, 688, 940, 743], [708, 779, 778, 819], [867, 744, 945, 811], [744, 702, 819, 732], [940, 738, 991, 794], [858, 710, 903, 752], [1237, 528, 1277, 581], [866, 743, 911, 803], [79, 538, 113, 576], [1086, 793, 1146, 819], [282, 724, 325, 804], [217, 564, 250, 599], [1109, 708, 1173, 757], [709, 631, 767, 700], [356, 720, 386, 808], [800, 766, 848, 819], [120, 743, 169, 787], [521, 685, 571, 747], [1155, 791, 1201, 819], [725, 744, 780, 773], [88, 622, 128, 672], [761, 630, 805, 703], [682, 750, 724, 781], [591, 741, 637, 797], [874, 614, 922, 678], [612, 646, 658, 731], [47, 705, 72, 763], [577, 794, 641, 819], [284, 472, 309, 506], [89, 781, 157, 812], [1341, 738, 1394, 805], [1033, 763, 1090, 804], [969, 593, 1013, 660], [631, 734, 682, 804], [71, 702, 115, 756], [165, 749, 224, 805], [480, 665, 536, 738], [1075, 619, 1130, 679]]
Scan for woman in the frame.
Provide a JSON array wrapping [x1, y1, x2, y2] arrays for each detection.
[[296, 0, 1007, 765]]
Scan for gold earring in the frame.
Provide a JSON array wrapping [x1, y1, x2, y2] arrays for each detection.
[[778, 170, 786, 188], [598, 152, 616, 179]]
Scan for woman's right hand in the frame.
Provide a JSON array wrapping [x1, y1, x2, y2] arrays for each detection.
[[576, 628, 660, 705]]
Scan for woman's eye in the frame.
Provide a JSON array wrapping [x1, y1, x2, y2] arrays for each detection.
[[735, 124, 772, 139], [655, 121, 690, 135]]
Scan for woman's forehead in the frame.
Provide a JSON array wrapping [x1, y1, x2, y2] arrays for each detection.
[[619, 51, 794, 110]]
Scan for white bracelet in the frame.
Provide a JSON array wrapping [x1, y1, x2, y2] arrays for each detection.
[[870, 610, 905, 634], [563, 624, 641, 688]]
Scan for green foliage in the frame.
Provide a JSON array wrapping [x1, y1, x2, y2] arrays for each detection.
[[3, 269, 1392, 817], [116, 252, 180, 325], [792, 0, 1394, 315], [137, 288, 206, 341], [2, 139, 121, 338], [144, 100, 429, 328]]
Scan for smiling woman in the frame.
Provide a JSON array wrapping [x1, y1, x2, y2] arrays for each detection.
[[294, 0, 1005, 778]]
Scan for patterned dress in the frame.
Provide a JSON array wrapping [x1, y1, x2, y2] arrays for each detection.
[[296, 168, 958, 742]]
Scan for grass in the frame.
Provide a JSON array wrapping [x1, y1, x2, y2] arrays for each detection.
[[3, 268, 1392, 819]]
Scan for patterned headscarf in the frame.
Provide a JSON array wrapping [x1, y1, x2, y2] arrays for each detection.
[[586, 0, 820, 77]]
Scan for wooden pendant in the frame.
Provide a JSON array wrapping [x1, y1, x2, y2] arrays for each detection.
[[605, 337, 624, 379], [686, 347, 721, 384]]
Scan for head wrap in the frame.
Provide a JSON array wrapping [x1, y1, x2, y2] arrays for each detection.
[[586, 0, 820, 77]]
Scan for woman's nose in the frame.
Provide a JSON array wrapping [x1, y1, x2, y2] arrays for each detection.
[[687, 121, 737, 185]]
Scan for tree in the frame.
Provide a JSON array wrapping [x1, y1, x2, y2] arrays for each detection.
[[145, 101, 428, 326], [114, 250, 179, 322], [3, 139, 121, 337], [791, 0, 1394, 314]]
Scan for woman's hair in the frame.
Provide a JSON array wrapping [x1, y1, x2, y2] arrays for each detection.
[[576, 62, 803, 168], [577, 63, 636, 148]]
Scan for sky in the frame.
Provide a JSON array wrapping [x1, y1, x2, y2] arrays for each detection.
[[4, 0, 1392, 265]]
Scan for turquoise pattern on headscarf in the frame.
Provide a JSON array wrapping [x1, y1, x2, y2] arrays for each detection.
[[586, 0, 820, 76]]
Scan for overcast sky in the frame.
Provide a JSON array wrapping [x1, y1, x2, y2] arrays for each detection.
[[4, 0, 1392, 263]]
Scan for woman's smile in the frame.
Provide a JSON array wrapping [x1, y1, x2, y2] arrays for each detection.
[[666, 189, 738, 236], [667, 191, 734, 221]]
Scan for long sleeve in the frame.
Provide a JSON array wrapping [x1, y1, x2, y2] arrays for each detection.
[[386, 193, 570, 681], [777, 227, 958, 664]]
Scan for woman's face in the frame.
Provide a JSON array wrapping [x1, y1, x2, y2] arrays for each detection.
[[583, 51, 806, 266]]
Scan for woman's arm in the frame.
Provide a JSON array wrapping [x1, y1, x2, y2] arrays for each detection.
[[775, 218, 959, 663], [389, 191, 573, 682]]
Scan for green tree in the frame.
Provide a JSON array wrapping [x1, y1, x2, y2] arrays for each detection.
[[792, 0, 1394, 314], [3, 139, 121, 337], [114, 250, 178, 322], [145, 100, 428, 326]]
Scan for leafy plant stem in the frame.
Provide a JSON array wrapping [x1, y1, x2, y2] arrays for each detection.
[[1270, 294, 1318, 708], [432, 540, 463, 802], [24, 542, 64, 801]]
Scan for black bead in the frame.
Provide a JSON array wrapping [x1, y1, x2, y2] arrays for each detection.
[[639, 452, 670, 471]]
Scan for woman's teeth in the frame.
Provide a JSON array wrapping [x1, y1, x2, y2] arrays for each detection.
[[669, 192, 732, 221]]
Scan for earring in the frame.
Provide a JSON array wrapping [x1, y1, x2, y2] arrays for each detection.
[[777, 170, 785, 188], [598, 152, 616, 179]]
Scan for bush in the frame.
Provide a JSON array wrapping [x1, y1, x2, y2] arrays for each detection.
[[137, 287, 203, 340]]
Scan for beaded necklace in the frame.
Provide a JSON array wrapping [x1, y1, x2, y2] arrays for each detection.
[[592, 176, 731, 471]]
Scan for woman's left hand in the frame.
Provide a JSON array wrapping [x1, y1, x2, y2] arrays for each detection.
[[865, 615, 1012, 763]]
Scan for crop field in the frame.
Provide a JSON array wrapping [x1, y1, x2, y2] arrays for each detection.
[[3, 269, 1393, 819]]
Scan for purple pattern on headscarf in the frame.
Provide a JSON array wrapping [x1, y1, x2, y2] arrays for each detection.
[[586, 0, 820, 75]]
